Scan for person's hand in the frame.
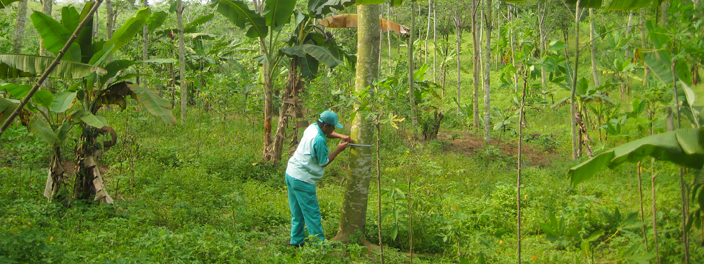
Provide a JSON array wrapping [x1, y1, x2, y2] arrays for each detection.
[[339, 134, 352, 143], [336, 140, 349, 151]]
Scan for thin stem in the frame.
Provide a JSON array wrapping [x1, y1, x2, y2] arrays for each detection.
[[376, 121, 384, 264]]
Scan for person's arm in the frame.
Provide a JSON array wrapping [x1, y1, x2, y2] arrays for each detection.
[[322, 141, 349, 167], [327, 131, 351, 142]]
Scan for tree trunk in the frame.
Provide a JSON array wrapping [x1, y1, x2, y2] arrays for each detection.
[[74, 127, 114, 204], [425, 0, 431, 66], [409, 2, 418, 138], [267, 58, 304, 164], [332, 3, 380, 245], [13, 0, 28, 54], [589, 9, 599, 87], [433, 1, 437, 83], [538, 2, 547, 92], [625, 11, 633, 58], [570, 2, 581, 160], [142, 0, 149, 89], [43, 147, 64, 202], [455, 6, 461, 112], [472, 0, 480, 132], [40, 0, 53, 56], [106, 0, 113, 40], [517, 69, 528, 264], [483, 0, 492, 144], [178, 0, 187, 124]]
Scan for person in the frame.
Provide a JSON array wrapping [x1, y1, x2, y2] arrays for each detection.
[[285, 110, 351, 247]]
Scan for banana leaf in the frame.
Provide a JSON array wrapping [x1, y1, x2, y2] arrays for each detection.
[[565, 0, 603, 8], [148, 11, 168, 31], [185, 14, 215, 33], [0, 54, 106, 79], [70, 110, 105, 128], [51, 91, 77, 113], [29, 117, 59, 146], [217, 0, 268, 39], [308, 0, 354, 18], [61, 6, 80, 32], [32, 90, 54, 109], [280, 44, 341, 68], [265, 0, 295, 29], [76, 1, 95, 64], [568, 127, 704, 186], [606, 0, 652, 10], [0, 0, 20, 8], [30, 11, 82, 62]]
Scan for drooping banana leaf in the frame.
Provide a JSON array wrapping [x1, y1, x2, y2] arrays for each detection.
[[95, 82, 176, 125], [30, 11, 82, 62], [319, 14, 409, 34], [89, 8, 151, 65], [100, 60, 136, 84], [0, 54, 106, 79], [568, 127, 704, 186], [185, 14, 215, 33], [0, 83, 32, 99], [0, 98, 19, 125], [217, 0, 268, 39]]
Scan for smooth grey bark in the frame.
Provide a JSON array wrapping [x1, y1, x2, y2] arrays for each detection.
[[589, 9, 599, 87], [106, 0, 113, 40], [410, 1, 418, 138], [454, 5, 461, 112], [538, 2, 547, 91], [625, 11, 633, 58], [13, 0, 28, 54], [333, 3, 379, 245], [40, 0, 53, 56], [483, 0, 492, 144], [178, 0, 187, 123], [472, 0, 480, 131]]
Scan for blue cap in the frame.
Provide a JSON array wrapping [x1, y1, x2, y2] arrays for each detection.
[[318, 110, 343, 129]]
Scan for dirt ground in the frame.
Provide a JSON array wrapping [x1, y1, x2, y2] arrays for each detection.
[[436, 131, 558, 167]]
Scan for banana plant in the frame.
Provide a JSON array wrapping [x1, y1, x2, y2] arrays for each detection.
[[1, 3, 175, 203]]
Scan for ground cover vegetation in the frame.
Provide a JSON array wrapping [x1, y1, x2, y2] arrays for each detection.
[[1, 0, 704, 263]]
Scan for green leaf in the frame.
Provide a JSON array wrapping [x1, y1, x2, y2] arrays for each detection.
[[280, 44, 342, 68], [0, 98, 19, 125], [185, 14, 215, 33], [30, 11, 82, 62], [60, 6, 80, 32], [606, 0, 653, 10], [29, 118, 58, 146], [643, 51, 673, 84], [0, 0, 21, 9], [265, 0, 295, 28], [217, 0, 268, 39], [148, 11, 168, 31], [584, 229, 604, 242], [0, 83, 31, 99], [0, 54, 106, 79], [32, 90, 54, 109], [90, 8, 151, 65], [100, 60, 136, 85], [56, 121, 72, 142], [308, 0, 354, 18], [76, 1, 95, 64], [127, 83, 177, 125], [565, 0, 602, 8], [51, 91, 77, 113], [70, 110, 105, 128], [569, 128, 704, 186]]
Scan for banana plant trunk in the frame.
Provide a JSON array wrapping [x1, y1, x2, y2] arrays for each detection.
[[43, 147, 65, 202], [332, 3, 379, 244], [73, 127, 114, 204], [267, 58, 305, 164]]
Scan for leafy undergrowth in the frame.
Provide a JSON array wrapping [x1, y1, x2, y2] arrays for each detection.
[[1, 108, 703, 263]]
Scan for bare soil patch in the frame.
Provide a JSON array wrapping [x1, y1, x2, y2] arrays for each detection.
[[436, 131, 558, 167]]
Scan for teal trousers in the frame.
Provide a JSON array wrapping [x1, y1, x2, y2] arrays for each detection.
[[286, 174, 324, 245]]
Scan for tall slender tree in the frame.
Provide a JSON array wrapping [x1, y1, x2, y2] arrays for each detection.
[[453, 3, 461, 112], [483, 0, 492, 144], [13, 0, 28, 54], [142, 0, 149, 88], [177, 0, 187, 123], [333, 2, 380, 245], [589, 9, 599, 86], [472, 0, 479, 131], [409, 1, 418, 137]]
